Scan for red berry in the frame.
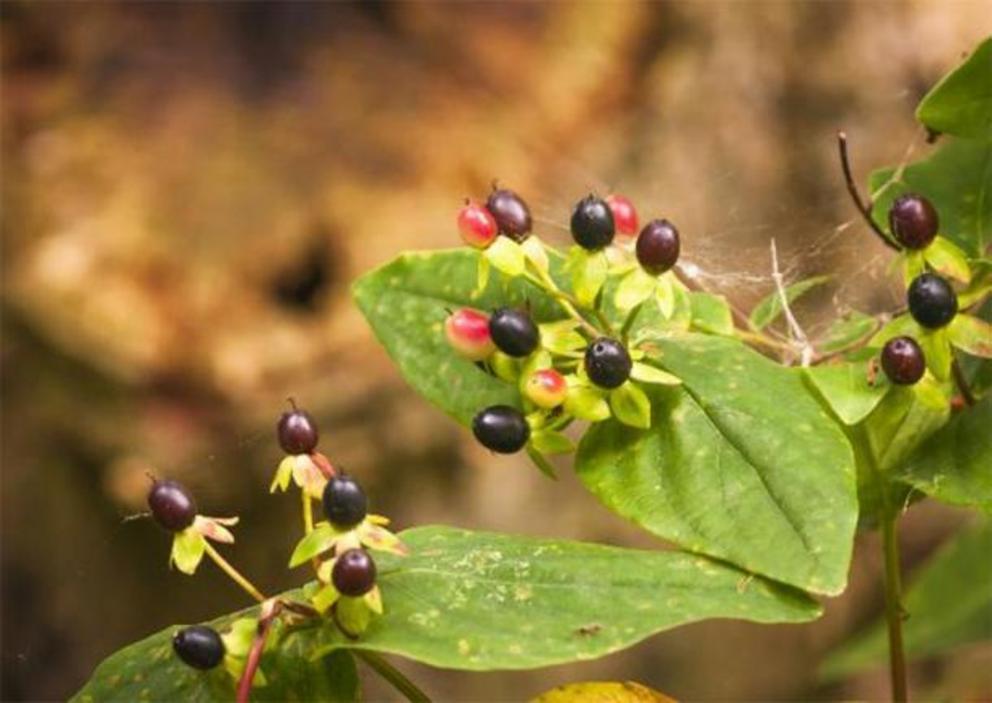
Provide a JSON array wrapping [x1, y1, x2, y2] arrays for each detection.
[[524, 369, 568, 409], [606, 195, 639, 236], [278, 408, 319, 455], [457, 201, 498, 249], [445, 308, 495, 361]]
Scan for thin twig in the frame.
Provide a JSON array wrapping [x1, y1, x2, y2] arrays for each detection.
[[836, 131, 901, 252], [356, 650, 432, 703], [236, 600, 282, 703], [952, 357, 976, 407], [203, 542, 267, 604], [770, 239, 815, 366]]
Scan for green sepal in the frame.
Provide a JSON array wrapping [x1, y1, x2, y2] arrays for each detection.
[[563, 384, 611, 422], [475, 254, 490, 294], [289, 522, 337, 568], [922, 236, 971, 282], [629, 361, 681, 386], [530, 429, 575, 455], [902, 249, 927, 286], [567, 247, 609, 307], [170, 527, 206, 575], [614, 268, 656, 311], [539, 320, 586, 354], [335, 596, 372, 637], [609, 382, 651, 429], [919, 327, 952, 381], [526, 446, 559, 480], [521, 236, 550, 273], [490, 351, 520, 383], [653, 274, 675, 319], [485, 237, 526, 278], [312, 583, 341, 614], [270, 456, 295, 493], [948, 314, 992, 358]]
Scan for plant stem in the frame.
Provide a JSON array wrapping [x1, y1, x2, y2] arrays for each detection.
[[836, 131, 901, 252], [355, 650, 431, 703], [952, 357, 976, 407], [203, 542, 267, 603], [301, 490, 314, 534], [236, 600, 282, 703], [880, 512, 909, 703]]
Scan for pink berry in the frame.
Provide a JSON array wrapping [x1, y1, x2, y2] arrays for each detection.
[[445, 308, 495, 361], [606, 195, 639, 236], [524, 369, 568, 409], [457, 201, 498, 249]]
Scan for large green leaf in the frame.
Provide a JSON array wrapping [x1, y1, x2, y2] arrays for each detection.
[[576, 334, 858, 595], [869, 139, 992, 257], [353, 249, 563, 424], [821, 520, 992, 679], [74, 527, 820, 701], [898, 397, 992, 512], [804, 362, 890, 426], [916, 37, 992, 142]]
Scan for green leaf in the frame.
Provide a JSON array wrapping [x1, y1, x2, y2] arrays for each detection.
[[870, 139, 992, 257], [816, 312, 879, 355], [748, 276, 830, 331], [863, 380, 950, 472], [609, 382, 651, 429], [75, 526, 821, 702], [576, 334, 858, 595], [484, 237, 526, 277], [289, 523, 337, 567], [949, 314, 992, 358], [922, 236, 971, 282], [916, 36, 992, 141], [353, 249, 563, 425], [689, 292, 735, 336], [898, 396, 992, 511], [629, 362, 681, 386], [821, 520, 992, 679], [804, 361, 890, 426]]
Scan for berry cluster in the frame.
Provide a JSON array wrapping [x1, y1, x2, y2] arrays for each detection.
[[449, 188, 687, 468], [144, 401, 405, 699]]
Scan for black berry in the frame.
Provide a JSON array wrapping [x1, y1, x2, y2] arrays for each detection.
[[636, 219, 680, 274], [332, 549, 377, 597], [148, 480, 197, 532], [889, 194, 938, 250], [907, 273, 957, 329], [277, 407, 319, 454], [322, 475, 368, 529], [173, 626, 225, 670], [489, 308, 540, 357], [584, 337, 632, 389], [486, 188, 532, 242], [570, 195, 615, 250], [881, 336, 926, 385], [472, 405, 530, 454]]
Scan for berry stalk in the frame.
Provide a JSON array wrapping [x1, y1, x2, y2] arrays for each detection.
[[880, 513, 908, 703], [523, 263, 615, 336], [836, 131, 901, 252], [236, 600, 282, 703], [202, 542, 267, 604]]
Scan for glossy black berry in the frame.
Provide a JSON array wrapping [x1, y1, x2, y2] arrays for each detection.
[[277, 408, 319, 455], [636, 219, 680, 274], [889, 194, 938, 250], [332, 548, 377, 597], [584, 337, 632, 389], [570, 195, 615, 250], [907, 273, 957, 329], [486, 188, 532, 242], [148, 480, 197, 532], [881, 336, 926, 385], [173, 626, 225, 670], [489, 308, 540, 357], [322, 475, 367, 529], [472, 405, 530, 454]]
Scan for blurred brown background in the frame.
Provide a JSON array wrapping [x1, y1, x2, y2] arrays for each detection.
[[1, 2, 990, 701]]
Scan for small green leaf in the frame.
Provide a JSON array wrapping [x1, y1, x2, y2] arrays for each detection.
[[868, 313, 918, 348], [949, 314, 992, 358], [689, 292, 734, 336], [817, 312, 879, 354], [614, 268, 657, 311], [629, 362, 681, 386], [653, 275, 675, 319], [564, 384, 611, 422], [609, 382, 651, 429], [521, 236, 550, 273], [170, 528, 206, 575], [821, 520, 992, 679], [804, 361, 890, 426], [748, 276, 830, 331], [476, 254, 490, 293], [922, 236, 971, 282], [916, 36, 992, 141], [526, 446, 559, 480], [899, 396, 992, 511], [530, 429, 575, 455], [568, 248, 609, 307], [863, 379, 950, 471], [919, 327, 952, 380], [539, 320, 586, 354], [335, 597, 372, 637], [312, 583, 341, 614], [485, 237, 526, 277], [289, 523, 336, 568]]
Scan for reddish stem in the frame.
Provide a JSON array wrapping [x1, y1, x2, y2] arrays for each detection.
[[836, 131, 901, 252], [236, 601, 283, 703], [310, 452, 337, 480]]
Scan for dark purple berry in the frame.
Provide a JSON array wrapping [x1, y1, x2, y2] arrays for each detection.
[[173, 626, 225, 670], [584, 337, 632, 389], [908, 273, 957, 329], [889, 194, 938, 250], [489, 308, 540, 358], [322, 475, 367, 529], [148, 480, 197, 532], [277, 407, 319, 455], [636, 219, 680, 274], [332, 549, 377, 597], [472, 405, 530, 454], [570, 195, 615, 250], [486, 188, 532, 242], [881, 337, 926, 385]]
